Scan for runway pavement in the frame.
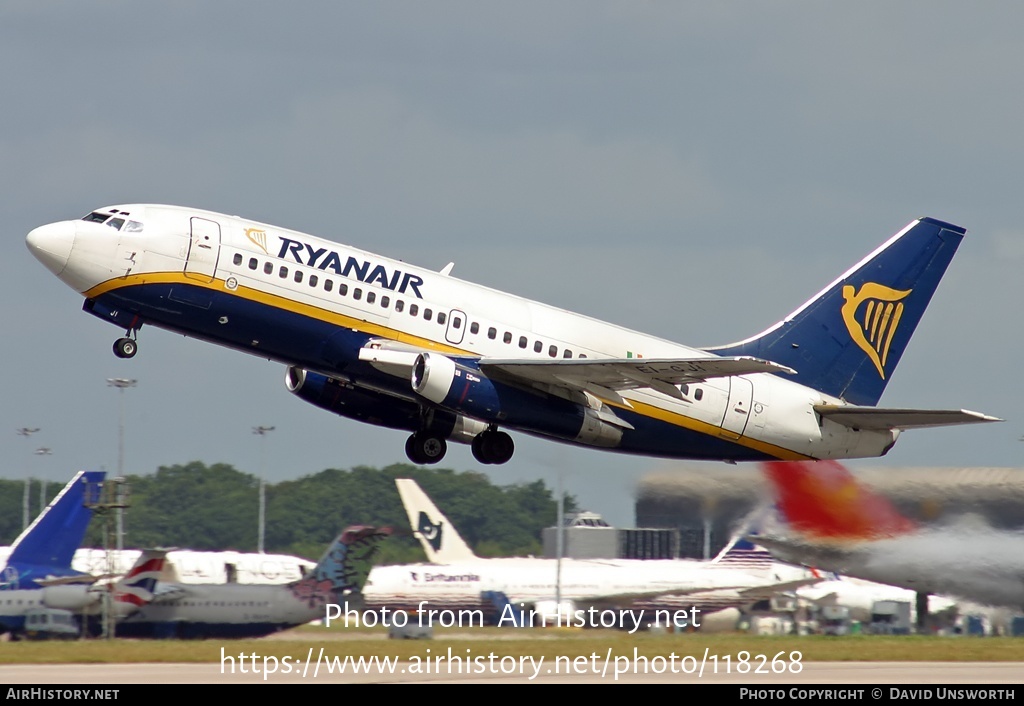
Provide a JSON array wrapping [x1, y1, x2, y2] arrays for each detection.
[[2, 662, 1022, 684]]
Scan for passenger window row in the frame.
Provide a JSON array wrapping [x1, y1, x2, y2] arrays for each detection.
[[233, 251, 589, 359], [486, 325, 585, 359]]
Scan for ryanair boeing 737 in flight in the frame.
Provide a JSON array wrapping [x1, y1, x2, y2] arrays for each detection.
[[26, 206, 999, 465]]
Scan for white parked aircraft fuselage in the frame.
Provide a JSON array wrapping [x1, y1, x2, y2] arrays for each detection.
[[116, 582, 323, 639], [0, 547, 313, 585], [362, 555, 816, 620]]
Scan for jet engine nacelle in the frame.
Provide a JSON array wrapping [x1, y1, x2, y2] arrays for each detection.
[[413, 353, 500, 416], [288, 366, 424, 430], [41, 585, 99, 611], [411, 353, 624, 447], [285, 367, 486, 442]]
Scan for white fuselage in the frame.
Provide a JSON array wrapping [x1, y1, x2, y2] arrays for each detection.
[[0, 547, 313, 585], [25, 204, 900, 462], [71, 549, 313, 585], [115, 581, 324, 639], [360, 555, 816, 621]]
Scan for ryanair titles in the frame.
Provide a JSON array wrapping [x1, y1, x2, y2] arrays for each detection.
[[277, 237, 425, 299]]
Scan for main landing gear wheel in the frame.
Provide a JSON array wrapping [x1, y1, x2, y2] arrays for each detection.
[[471, 430, 514, 465], [405, 432, 447, 465], [113, 337, 137, 359]]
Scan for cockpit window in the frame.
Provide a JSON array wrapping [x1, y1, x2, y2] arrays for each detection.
[[80, 212, 144, 232]]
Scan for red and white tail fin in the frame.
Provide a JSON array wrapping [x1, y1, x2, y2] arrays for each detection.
[[761, 460, 916, 541], [113, 549, 168, 609]]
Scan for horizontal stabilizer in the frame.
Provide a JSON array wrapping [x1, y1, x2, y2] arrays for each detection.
[[814, 405, 1002, 431], [150, 583, 190, 603], [748, 534, 861, 569]]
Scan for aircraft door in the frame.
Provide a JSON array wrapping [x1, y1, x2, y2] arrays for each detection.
[[719, 377, 753, 439], [184, 217, 221, 282], [445, 309, 467, 345]]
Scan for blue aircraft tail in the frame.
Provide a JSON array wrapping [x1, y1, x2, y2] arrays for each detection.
[[705, 218, 965, 406], [3, 470, 105, 589]]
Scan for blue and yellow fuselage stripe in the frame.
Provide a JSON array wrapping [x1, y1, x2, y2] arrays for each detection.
[[86, 272, 810, 461]]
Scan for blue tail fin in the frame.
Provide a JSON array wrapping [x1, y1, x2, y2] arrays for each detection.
[[705, 218, 965, 406], [3, 470, 105, 589]]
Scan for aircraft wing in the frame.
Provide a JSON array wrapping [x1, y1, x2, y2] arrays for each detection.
[[34, 573, 104, 586], [814, 405, 1002, 431], [481, 357, 795, 396], [359, 341, 796, 404], [529, 576, 822, 611], [735, 577, 822, 600]]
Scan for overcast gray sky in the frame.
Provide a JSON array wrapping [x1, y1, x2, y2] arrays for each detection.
[[3, 2, 1023, 531]]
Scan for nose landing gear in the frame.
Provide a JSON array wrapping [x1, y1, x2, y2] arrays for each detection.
[[113, 337, 137, 359], [113, 328, 139, 358]]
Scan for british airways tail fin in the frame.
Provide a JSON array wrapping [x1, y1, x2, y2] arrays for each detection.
[[705, 218, 964, 406], [113, 549, 168, 611], [760, 460, 917, 541], [396, 478, 477, 563], [4, 470, 105, 588]]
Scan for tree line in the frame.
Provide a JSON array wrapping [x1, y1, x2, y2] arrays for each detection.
[[0, 462, 577, 564]]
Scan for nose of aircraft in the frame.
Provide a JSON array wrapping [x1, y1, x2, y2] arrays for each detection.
[[26, 221, 76, 275]]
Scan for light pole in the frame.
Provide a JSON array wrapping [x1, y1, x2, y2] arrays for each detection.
[[107, 378, 137, 552], [16, 427, 40, 530], [35, 447, 52, 515], [253, 426, 275, 554], [555, 470, 564, 625]]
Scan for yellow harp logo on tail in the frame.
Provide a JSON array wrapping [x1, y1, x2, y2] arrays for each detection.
[[246, 228, 270, 255], [841, 283, 911, 379]]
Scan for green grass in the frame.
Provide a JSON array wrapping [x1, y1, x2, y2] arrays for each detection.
[[3, 625, 1023, 664]]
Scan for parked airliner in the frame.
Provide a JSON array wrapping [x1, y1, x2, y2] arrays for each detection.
[[26, 207, 999, 465], [360, 478, 819, 624], [755, 459, 1024, 611], [0, 548, 166, 639], [68, 548, 314, 585], [112, 525, 390, 638]]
